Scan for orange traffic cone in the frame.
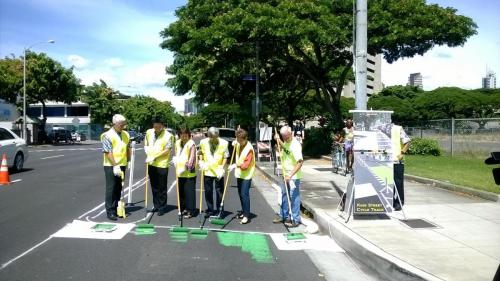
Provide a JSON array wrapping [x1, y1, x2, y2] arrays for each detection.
[[0, 154, 11, 185]]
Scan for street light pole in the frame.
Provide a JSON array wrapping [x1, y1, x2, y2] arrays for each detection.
[[22, 40, 55, 142]]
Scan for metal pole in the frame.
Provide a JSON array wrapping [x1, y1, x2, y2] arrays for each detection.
[[127, 141, 136, 205], [451, 118, 455, 156], [23, 48, 27, 142], [354, 0, 367, 110], [255, 41, 260, 162]]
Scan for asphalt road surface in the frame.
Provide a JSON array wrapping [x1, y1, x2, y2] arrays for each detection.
[[0, 143, 357, 281]]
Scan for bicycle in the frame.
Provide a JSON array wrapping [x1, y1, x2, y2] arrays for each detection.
[[331, 143, 346, 176]]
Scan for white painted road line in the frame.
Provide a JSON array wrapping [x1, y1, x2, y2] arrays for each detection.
[[0, 236, 54, 270], [40, 155, 64, 160], [1, 177, 149, 271], [10, 179, 22, 183]]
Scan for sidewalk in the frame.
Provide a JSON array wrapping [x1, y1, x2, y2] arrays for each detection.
[[256, 158, 500, 281]]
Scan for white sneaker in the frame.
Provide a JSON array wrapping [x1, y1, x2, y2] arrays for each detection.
[[240, 217, 250, 224]]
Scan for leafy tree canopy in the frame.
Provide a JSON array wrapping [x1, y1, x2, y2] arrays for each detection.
[[161, 0, 477, 128], [121, 96, 180, 131], [80, 80, 122, 126]]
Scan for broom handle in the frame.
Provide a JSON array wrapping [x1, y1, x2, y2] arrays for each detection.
[[199, 155, 204, 213], [145, 163, 149, 212], [275, 127, 294, 222], [220, 143, 236, 205], [174, 141, 182, 216]]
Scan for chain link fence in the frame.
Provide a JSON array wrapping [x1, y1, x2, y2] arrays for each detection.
[[406, 118, 500, 156]]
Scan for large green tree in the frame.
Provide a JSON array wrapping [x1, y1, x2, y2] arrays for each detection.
[[0, 55, 23, 104], [80, 80, 122, 126], [121, 96, 181, 131], [161, 0, 477, 128]]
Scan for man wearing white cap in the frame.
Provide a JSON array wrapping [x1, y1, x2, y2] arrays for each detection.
[[198, 127, 229, 216], [101, 114, 130, 221]]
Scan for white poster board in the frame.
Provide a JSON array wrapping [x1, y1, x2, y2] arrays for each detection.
[[347, 110, 395, 215]]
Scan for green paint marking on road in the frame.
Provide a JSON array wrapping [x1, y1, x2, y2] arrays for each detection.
[[169, 231, 189, 243], [190, 232, 209, 240], [285, 233, 306, 240], [91, 223, 117, 232], [370, 166, 394, 183], [135, 224, 156, 235], [217, 232, 275, 264]]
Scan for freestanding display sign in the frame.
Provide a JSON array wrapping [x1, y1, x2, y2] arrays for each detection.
[[343, 110, 396, 219]]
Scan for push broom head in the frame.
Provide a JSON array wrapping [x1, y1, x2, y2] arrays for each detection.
[[170, 226, 190, 233], [210, 218, 226, 226], [191, 229, 209, 236]]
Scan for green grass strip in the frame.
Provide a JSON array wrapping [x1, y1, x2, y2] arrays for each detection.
[[406, 155, 499, 194]]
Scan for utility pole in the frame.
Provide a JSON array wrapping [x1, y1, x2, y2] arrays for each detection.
[[255, 41, 260, 162], [355, 0, 367, 110]]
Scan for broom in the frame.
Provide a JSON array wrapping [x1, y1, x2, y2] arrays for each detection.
[[191, 156, 208, 236], [144, 163, 149, 217], [171, 141, 189, 233], [210, 141, 237, 226], [275, 127, 295, 226]]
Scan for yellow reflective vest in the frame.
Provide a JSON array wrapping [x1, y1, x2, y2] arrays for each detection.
[[102, 129, 129, 166], [235, 141, 255, 180], [175, 139, 197, 178], [199, 138, 228, 177], [391, 125, 403, 162], [145, 128, 173, 168], [281, 138, 303, 180]]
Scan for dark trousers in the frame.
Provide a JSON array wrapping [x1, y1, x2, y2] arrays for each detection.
[[148, 165, 169, 211], [204, 175, 224, 213], [178, 177, 196, 214], [104, 166, 126, 215], [237, 178, 251, 217], [393, 163, 405, 207]]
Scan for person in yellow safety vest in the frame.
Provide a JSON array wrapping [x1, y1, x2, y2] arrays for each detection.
[[227, 128, 255, 224], [144, 117, 174, 216], [391, 124, 411, 211], [101, 114, 130, 221], [172, 127, 197, 218], [272, 125, 304, 228], [198, 127, 229, 217]]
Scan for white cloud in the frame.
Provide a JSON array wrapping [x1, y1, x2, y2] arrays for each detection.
[[142, 86, 185, 111], [105, 58, 124, 68], [76, 68, 117, 86], [123, 61, 169, 87], [67, 54, 89, 69], [382, 37, 500, 90]]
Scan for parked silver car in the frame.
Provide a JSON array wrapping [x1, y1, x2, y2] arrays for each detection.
[[0, 127, 28, 171]]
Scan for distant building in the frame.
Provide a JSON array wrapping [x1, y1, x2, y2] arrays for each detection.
[[482, 71, 497, 89], [342, 54, 383, 98], [28, 101, 96, 141], [408, 72, 423, 89], [184, 98, 202, 116]]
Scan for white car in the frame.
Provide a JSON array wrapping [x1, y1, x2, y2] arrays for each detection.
[[0, 127, 28, 171]]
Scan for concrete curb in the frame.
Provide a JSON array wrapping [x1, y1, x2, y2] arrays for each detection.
[[256, 164, 443, 281], [405, 174, 500, 203], [302, 203, 443, 281], [321, 155, 500, 203]]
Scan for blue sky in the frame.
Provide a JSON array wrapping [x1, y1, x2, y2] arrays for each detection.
[[383, 0, 500, 90], [1, 0, 498, 112]]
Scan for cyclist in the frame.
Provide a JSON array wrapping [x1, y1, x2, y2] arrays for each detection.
[[331, 131, 344, 173], [343, 119, 354, 174]]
